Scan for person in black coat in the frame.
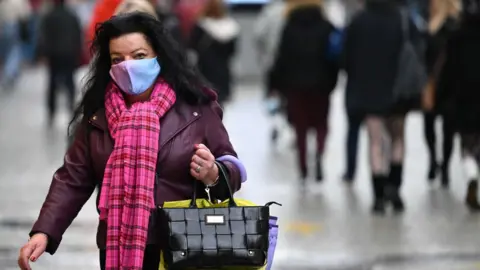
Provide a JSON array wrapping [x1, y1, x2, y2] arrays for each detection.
[[38, 0, 82, 126], [189, 0, 239, 106], [344, 0, 419, 214], [421, 0, 460, 187], [441, 0, 480, 211], [271, 2, 338, 184]]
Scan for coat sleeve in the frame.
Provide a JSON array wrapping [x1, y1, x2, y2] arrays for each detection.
[[203, 102, 243, 198], [30, 121, 96, 255]]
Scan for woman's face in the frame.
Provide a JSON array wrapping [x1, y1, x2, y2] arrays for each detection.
[[109, 33, 157, 65]]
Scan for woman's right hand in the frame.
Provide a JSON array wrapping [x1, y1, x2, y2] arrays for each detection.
[[18, 233, 48, 270]]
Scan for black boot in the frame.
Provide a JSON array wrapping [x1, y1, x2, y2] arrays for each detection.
[[427, 161, 438, 182], [440, 163, 450, 188], [315, 154, 323, 182], [466, 179, 480, 211], [372, 175, 386, 214], [386, 164, 405, 213]]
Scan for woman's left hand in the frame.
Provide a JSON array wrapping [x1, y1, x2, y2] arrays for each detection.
[[190, 144, 219, 185]]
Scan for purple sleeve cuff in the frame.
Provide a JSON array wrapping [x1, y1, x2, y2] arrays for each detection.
[[216, 155, 247, 183]]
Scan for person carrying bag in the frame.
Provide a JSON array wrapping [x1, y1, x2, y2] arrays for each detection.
[[392, 8, 428, 111], [157, 161, 281, 270]]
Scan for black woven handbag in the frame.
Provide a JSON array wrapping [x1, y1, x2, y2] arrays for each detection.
[[157, 162, 277, 269]]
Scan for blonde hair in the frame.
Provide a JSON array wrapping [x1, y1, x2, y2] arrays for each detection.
[[429, 0, 461, 33], [114, 0, 158, 19], [285, 0, 323, 17]]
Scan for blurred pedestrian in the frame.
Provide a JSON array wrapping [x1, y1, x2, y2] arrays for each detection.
[[189, 0, 239, 106], [441, 0, 480, 211], [343, 0, 421, 214], [0, 0, 31, 90], [18, 13, 244, 270], [422, 0, 460, 187], [175, 0, 208, 41], [271, 0, 339, 183], [38, 0, 82, 126], [85, 0, 123, 58], [154, 0, 183, 45]]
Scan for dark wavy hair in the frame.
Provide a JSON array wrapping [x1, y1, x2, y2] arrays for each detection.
[[69, 12, 210, 132]]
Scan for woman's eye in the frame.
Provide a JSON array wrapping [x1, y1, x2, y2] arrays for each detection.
[[111, 58, 122, 64], [135, 53, 146, 60]]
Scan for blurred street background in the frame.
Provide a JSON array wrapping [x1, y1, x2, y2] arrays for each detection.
[[2, 0, 480, 269]]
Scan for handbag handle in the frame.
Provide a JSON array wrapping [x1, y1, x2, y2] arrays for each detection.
[[189, 161, 237, 208]]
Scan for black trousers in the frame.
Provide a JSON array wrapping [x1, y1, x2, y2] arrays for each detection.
[[345, 110, 364, 179], [46, 59, 76, 118], [423, 111, 455, 168], [99, 245, 161, 270]]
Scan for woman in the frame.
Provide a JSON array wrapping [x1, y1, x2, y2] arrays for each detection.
[[189, 0, 239, 106], [18, 13, 246, 270], [271, 0, 338, 183], [441, 0, 480, 211], [422, 0, 460, 187], [344, 0, 417, 214]]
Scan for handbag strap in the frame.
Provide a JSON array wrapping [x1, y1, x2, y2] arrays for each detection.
[[189, 161, 237, 208]]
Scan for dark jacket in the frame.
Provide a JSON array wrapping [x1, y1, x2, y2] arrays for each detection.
[[189, 18, 239, 104], [441, 20, 480, 133], [425, 17, 458, 113], [30, 98, 242, 254], [344, 1, 417, 115], [39, 4, 82, 63], [271, 5, 338, 93]]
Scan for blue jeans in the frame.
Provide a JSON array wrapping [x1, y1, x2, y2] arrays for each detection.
[[22, 14, 41, 63], [0, 22, 22, 85]]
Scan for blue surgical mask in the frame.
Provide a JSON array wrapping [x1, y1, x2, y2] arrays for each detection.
[[109, 57, 161, 95]]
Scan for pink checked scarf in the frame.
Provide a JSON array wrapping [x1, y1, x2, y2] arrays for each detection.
[[99, 80, 176, 269]]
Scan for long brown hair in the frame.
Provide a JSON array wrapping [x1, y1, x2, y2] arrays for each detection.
[[201, 0, 228, 19]]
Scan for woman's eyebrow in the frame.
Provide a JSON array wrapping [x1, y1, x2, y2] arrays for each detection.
[[130, 48, 146, 54]]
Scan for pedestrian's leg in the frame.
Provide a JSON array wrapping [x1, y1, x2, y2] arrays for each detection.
[[365, 116, 388, 214], [441, 115, 455, 187], [315, 94, 330, 182], [64, 67, 76, 117], [47, 64, 58, 126], [386, 115, 406, 212], [423, 112, 438, 180], [294, 124, 308, 182], [1, 22, 22, 88], [344, 111, 363, 182], [286, 93, 309, 181]]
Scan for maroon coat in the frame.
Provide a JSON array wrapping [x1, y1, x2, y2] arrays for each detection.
[[30, 99, 242, 254]]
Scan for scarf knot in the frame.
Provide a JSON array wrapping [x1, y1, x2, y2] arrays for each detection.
[[99, 80, 176, 269]]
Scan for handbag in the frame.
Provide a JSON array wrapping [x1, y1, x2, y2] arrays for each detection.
[[157, 161, 280, 269], [392, 8, 428, 110]]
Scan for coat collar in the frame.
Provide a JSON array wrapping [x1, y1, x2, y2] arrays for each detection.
[[88, 100, 203, 147]]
